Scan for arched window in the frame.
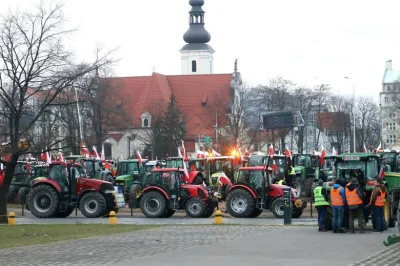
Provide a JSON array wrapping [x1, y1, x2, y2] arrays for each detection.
[[143, 118, 149, 127], [192, 60, 197, 72]]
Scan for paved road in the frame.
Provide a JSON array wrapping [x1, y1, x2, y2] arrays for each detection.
[[0, 225, 398, 266]]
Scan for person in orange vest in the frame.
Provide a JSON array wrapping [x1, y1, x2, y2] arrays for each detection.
[[366, 178, 388, 232], [330, 179, 346, 233], [345, 178, 365, 234]]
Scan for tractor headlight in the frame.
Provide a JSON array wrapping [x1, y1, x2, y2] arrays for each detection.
[[104, 190, 115, 194]]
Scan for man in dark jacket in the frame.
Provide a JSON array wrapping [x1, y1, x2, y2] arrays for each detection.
[[345, 178, 365, 234], [367, 178, 388, 232]]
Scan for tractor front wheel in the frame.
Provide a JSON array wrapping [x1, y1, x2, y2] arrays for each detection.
[[226, 189, 256, 218], [79, 192, 107, 218], [140, 191, 166, 218], [271, 197, 285, 218], [128, 183, 143, 209], [292, 177, 302, 197], [185, 197, 207, 218], [27, 185, 60, 218], [7, 185, 19, 202], [18, 186, 30, 205]]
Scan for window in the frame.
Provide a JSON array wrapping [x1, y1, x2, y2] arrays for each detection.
[[143, 119, 149, 127], [385, 97, 389, 103], [388, 86, 391, 91], [192, 60, 197, 72]]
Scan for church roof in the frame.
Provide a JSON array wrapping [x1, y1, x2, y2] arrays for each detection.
[[101, 72, 233, 141], [383, 69, 400, 84]]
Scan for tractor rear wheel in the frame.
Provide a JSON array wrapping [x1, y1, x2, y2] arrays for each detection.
[[185, 197, 207, 218], [162, 209, 175, 218], [140, 191, 166, 218], [79, 192, 107, 218], [292, 177, 302, 197], [226, 189, 256, 218], [271, 197, 285, 218], [128, 183, 143, 209], [323, 206, 333, 230], [7, 185, 19, 202], [249, 208, 263, 218], [27, 185, 60, 218], [18, 186, 30, 205]]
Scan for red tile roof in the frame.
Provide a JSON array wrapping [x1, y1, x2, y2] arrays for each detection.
[[317, 112, 350, 133], [107, 133, 124, 142], [102, 73, 233, 146]]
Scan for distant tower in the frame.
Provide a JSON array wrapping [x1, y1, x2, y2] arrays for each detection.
[[180, 0, 215, 75]]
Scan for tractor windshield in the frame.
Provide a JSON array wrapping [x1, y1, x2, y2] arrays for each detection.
[[119, 162, 140, 175], [192, 160, 205, 171], [294, 155, 312, 167], [33, 166, 48, 177], [237, 170, 263, 189], [382, 153, 397, 171], [150, 171, 183, 189], [209, 159, 233, 178], [83, 160, 96, 177], [166, 159, 188, 169], [248, 155, 264, 166], [337, 159, 377, 183]]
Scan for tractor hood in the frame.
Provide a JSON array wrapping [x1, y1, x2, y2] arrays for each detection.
[[294, 166, 305, 172], [115, 174, 132, 181], [80, 178, 112, 186], [270, 184, 298, 199]]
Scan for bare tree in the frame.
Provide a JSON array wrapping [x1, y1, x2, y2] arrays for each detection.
[[0, 2, 112, 223], [355, 96, 381, 151]]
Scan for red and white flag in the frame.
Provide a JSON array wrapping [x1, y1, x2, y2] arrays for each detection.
[[92, 146, 100, 160], [57, 151, 64, 162], [284, 147, 292, 160], [269, 144, 274, 157], [40, 150, 46, 161], [376, 142, 382, 153], [46, 150, 52, 164], [100, 144, 105, 161], [379, 167, 385, 179], [363, 143, 367, 153], [272, 160, 278, 172], [332, 147, 338, 155], [137, 150, 143, 163], [320, 146, 326, 166], [80, 144, 90, 159]]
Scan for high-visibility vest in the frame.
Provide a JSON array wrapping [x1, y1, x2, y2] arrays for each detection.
[[345, 187, 363, 206], [289, 167, 295, 175], [278, 180, 284, 185], [330, 187, 344, 206], [314, 186, 329, 206], [370, 187, 386, 207]]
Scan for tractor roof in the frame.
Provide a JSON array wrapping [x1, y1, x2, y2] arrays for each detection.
[[239, 166, 265, 171], [336, 153, 379, 160], [206, 156, 234, 161], [151, 168, 185, 172], [118, 159, 147, 163]]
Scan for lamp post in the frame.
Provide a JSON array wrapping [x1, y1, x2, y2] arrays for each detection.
[[344, 77, 356, 153]]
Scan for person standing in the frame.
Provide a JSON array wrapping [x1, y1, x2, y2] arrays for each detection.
[[330, 179, 346, 233], [345, 178, 365, 234], [367, 178, 388, 233], [313, 179, 329, 232]]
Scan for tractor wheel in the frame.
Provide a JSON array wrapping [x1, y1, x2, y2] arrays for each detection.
[[292, 177, 302, 198], [303, 178, 313, 197], [226, 189, 256, 218], [162, 209, 176, 218], [140, 191, 166, 218], [128, 183, 143, 209], [27, 185, 60, 218], [7, 185, 19, 202], [18, 186, 30, 205], [271, 197, 285, 218], [55, 207, 75, 218], [323, 206, 333, 230], [79, 192, 107, 218], [185, 197, 207, 218], [105, 174, 114, 183], [249, 208, 263, 218], [292, 207, 303, 218], [384, 201, 396, 228]]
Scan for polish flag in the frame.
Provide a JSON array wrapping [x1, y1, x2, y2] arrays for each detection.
[[137, 150, 143, 164], [92, 146, 100, 160], [269, 144, 274, 157], [40, 150, 46, 161], [379, 167, 385, 179], [363, 143, 367, 153], [46, 150, 52, 164], [284, 147, 292, 160], [178, 147, 183, 158], [376, 142, 382, 153], [332, 147, 338, 155], [80, 144, 90, 158], [272, 160, 278, 172], [58, 151, 64, 162], [320, 146, 326, 166], [100, 144, 105, 160]]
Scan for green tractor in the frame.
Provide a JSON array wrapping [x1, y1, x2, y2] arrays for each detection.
[[323, 153, 396, 230], [7, 161, 34, 203], [378, 150, 400, 172], [114, 159, 148, 204], [292, 154, 321, 197]]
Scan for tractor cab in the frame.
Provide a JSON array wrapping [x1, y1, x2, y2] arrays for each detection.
[[319, 155, 337, 182], [189, 158, 206, 172], [165, 157, 189, 169], [379, 150, 400, 172]]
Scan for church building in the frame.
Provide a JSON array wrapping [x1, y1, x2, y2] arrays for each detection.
[[103, 0, 242, 160]]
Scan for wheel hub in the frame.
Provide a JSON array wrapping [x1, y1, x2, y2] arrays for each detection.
[[189, 201, 202, 215], [274, 200, 284, 216], [231, 195, 248, 213], [145, 197, 161, 214], [33, 191, 52, 213], [84, 199, 99, 214]]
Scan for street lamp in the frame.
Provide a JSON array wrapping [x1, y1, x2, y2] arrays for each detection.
[[344, 77, 356, 153]]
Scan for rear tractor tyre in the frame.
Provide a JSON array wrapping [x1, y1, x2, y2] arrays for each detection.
[[226, 189, 256, 218], [27, 185, 60, 218], [140, 191, 166, 218], [271, 197, 285, 219], [323, 206, 333, 230], [249, 208, 263, 218], [162, 209, 176, 218], [128, 183, 143, 209], [7, 185, 19, 202], [203, 202, 216, 218], [292, 207, 303, 218], [185, 197, 207, 218], [79, 192, 107, 218], [18, 186, 30, 205]]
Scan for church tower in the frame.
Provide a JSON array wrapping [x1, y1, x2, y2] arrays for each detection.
[[180, 0, 215, 75]]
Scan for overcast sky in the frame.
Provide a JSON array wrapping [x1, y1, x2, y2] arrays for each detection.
[[1, 0, 400, 100]]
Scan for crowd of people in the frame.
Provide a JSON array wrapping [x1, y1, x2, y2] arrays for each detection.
[[313, 176, 388, 233]]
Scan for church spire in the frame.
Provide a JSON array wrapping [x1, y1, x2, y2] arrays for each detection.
[[183, 0, 211, 44]]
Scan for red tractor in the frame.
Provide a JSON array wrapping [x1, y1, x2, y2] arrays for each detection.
[[165, 157, 205, 185], [27, 161, 120, 218], [139, 168, 217, 218], [226, 163, 307, 218]]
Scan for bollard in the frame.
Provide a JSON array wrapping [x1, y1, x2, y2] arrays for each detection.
[[8, 212, 16, 225], [109, 211, 117, 225], [282, 188, 292, 225], [214, 210, 223, 225]]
